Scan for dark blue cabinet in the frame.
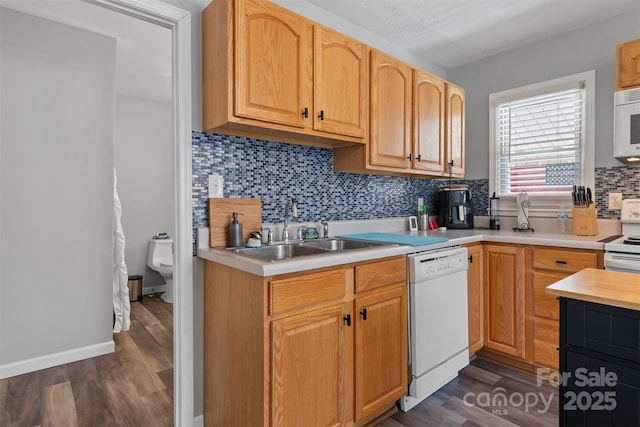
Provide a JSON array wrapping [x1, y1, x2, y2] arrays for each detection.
[[559, 298, 640, 427]]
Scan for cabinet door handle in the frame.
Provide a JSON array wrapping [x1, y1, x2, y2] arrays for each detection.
[[318, 110, 325, 120], [407, 153, 413, 161], [301, 107, 309, 118], [556, 260, 567, 265], [416, 154, 422, 162], [343, 314, 351, 326], [359, 308, 367, 320], [468, 255, 473, 263]]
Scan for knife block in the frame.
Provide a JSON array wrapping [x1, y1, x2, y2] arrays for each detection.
[[572, 204, 598, 236]]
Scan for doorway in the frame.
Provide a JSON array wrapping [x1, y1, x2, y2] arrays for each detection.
[[0, 0, 193, 424]]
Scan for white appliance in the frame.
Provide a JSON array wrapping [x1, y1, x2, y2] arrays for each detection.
[[614, 87, 640, 163], [400, 246, 469, 412], [604, 199, 640, 273]]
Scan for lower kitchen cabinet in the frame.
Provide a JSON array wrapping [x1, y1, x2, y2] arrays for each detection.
[[559, 297, 640, 427], [203, 255, 407, 427], [483, 243, 526, 360], [465, 243, 483, 354], [354, 285, 407, 420], [271, 303, 350, 426], [530, 247, 602, 371]]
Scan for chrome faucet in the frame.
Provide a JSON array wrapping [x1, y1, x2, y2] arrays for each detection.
[[282, 198, 298, 242], [321, 220, 329, 238]]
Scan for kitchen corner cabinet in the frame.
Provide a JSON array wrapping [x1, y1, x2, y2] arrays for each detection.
[[202, 0, 367, 147], [203, 256, 407, 427], [616, 39, 640, 91], [445, 82, 465, 177], [529, 246, 603, 371], [465, 243, 483, 354], [483, 243, 526, 360]]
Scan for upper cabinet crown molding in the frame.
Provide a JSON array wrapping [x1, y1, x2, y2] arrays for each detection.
[[616, 38, 640, 91]]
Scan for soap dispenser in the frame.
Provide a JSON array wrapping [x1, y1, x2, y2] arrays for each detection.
[[229, 212, 243, 247]]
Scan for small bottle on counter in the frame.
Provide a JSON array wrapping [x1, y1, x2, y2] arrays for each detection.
[[229, 212, 243, 247]]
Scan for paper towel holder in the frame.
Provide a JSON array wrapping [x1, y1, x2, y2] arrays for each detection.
[[512, 190, 535, 232]]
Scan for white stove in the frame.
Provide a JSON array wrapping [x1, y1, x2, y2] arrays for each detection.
[[604, 199, 640, 272]]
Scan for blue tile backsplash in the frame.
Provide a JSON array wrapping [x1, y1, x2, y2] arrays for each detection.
[[192, 130, 640, 253]]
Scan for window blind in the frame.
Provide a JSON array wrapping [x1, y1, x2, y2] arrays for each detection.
[[496, 86, 584, 195]]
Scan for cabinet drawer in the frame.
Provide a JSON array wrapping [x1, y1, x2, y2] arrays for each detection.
[[270, 268, 348, 315], [355, 257, 406, 293], [533, 317, 559, 370], [534, 247, 599, 273], [563, 298, 640, 364], [533, 271, 561, 320]]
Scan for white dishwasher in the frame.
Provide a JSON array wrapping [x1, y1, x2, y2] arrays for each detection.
[[400, 246, 470, 412]]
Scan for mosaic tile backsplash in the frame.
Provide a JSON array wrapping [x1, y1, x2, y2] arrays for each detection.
[[192, 130, 640, 252]]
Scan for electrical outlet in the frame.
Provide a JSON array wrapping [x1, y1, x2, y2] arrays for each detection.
[[608, 193, 623, 210]]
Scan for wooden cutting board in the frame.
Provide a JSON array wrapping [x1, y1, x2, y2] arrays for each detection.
[[208, 198, 262, 247]]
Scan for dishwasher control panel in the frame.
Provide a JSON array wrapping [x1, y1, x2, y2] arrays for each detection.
[[409, 247, 468, 283]]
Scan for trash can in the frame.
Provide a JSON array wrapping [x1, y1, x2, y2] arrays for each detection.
[[127, 275, 143, 302]]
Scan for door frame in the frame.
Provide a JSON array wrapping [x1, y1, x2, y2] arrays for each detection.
[[85, 0, 194, 424]]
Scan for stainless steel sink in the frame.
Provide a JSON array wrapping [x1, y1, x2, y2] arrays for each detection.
[[302, 238, 388, 251], [226, 238, 394, 262], [227, 243, 328, 261]]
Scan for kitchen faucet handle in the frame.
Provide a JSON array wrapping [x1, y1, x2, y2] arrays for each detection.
[[262, 227, 274, 245]]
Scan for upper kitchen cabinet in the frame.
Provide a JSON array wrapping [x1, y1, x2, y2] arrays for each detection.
[[202, 0, 367, 147], [616, 39, 640, 91], [369, 50, 412, 169], [314, 25, 368, 138], [413, 69, 446, 174], [446, 82, 465, 177], [334, 56, 465, 178]]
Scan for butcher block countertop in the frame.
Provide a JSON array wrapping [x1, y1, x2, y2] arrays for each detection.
[[546, 268, 640, 311]]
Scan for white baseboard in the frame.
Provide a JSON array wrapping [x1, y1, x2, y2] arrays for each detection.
[[193, 414, 204, 427], [143, 284, 167, 295], [0, 340, 115, 379]]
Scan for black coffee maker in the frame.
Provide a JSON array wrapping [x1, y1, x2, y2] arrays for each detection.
[[437, 186, 474, 229]]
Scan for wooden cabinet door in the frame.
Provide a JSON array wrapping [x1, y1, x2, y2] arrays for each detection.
[[445, 82, 465, 177], [271, 303, 350, 427], [617, 39, 640, 90], [483, 244, 526, 359], [354, 286, 407, 421], [314, 26, 368, 138], [369, 50, 412, 169], [466, 244, 483, 354], [235, 0, 312, 128], [413, 69, 445, 173]]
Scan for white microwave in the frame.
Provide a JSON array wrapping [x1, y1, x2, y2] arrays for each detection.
[[614, 87, 640, 163]]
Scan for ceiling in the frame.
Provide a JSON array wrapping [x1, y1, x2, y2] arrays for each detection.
[[305, 0, 640, 69], [1, 0, 638, 102]]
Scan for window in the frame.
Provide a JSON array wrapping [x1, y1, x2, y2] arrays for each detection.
[[489, 71, 595, 216]]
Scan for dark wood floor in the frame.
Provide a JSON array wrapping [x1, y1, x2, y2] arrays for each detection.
[[381, 357, 559, 427], [1, 297, 558, 427], [0, 295, 174, 427]]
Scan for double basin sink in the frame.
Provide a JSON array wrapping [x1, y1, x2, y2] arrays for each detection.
[[227, 238, 393, 262]]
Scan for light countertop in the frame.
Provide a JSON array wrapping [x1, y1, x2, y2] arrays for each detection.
[[546, 268, 640, 311], [197, 225, 619, 277]]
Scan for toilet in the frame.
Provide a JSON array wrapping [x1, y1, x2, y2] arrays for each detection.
[[147, 237, 174, 303]]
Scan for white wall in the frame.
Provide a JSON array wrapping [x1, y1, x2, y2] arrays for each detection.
[[114, 95, 174, 294], [447, 10, 640, 179], [0, 8, 116, 375]]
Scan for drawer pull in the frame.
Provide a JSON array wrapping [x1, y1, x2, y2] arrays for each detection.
[[343, 314, 351, 326], [360, 308, 368, 320], [556, 260, 567, 265]]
